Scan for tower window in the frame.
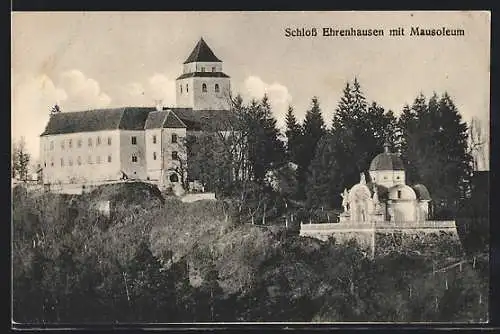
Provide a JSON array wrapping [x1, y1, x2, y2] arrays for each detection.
[[77, 139, 82, 148], [180, 85, 183, 93], [152, 135, 157, 144], [202, 83, 207, 93], [186, 84, 188, 93], [108, 155, 112, 163], [153, 152, 157, 160], [97, 137, 101, 146], [61, 141, 65, 150], [397, 190, 402, 199], [172, 151, 178, 160], [212, 67, 216, 72], [131, 136, 137, 145], [215, 84, 220, 93], [132, 155, 138, 163], [171, 133, 178, 143], [68, 139, 72, 148], [108, 137, 112, 145]]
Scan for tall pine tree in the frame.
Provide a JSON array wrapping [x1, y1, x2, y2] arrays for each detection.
[[284, 105, 302, 165]]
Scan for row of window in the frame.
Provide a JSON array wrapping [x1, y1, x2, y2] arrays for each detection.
[[45, 151, 180, 168], [45, 155, 113, 167], [151, 134, 177, 144], [48, 137, 112, 151], [180, 83, 220, 94]]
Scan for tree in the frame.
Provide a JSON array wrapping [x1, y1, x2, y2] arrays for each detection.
[[12, 137, 31, 181], [398, 92, 473, 216], [284, 105, 302, 164], [296, 97, 326, 199]]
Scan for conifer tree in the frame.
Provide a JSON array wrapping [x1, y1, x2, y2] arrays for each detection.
[[296, 97, 326, 199], [284, 105, 302, 164]]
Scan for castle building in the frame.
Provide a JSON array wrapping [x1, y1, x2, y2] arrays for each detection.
[[39, 38, 234, 193]]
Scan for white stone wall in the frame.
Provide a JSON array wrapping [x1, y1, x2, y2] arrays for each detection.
[[119, 130, 147, 180], [183, 62, 222, 73], [176, 77, 195, 108], [370, 170, 405, 188], [161, 127, 187, 187], [192, 77, 231, 110], [388, 200, 417, 221], [40, 130, 121, 185], [145, 129, 163, 181]]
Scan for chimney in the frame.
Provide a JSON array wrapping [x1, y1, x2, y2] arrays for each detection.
[[155, 99, 163, 112]]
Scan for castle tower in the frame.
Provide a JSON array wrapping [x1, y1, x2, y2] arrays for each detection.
[[175, 38, 231, 111]]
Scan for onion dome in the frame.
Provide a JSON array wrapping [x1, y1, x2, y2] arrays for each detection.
[[412, 184, 431, 200], [369, 144, 405, 171]]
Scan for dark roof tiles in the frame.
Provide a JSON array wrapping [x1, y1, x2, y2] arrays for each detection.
[[184, 38, 222, 64]]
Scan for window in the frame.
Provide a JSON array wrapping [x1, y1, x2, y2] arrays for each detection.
[[61, 140, 65, 150], [77, 156, 82, 165], [132, 155, 138, 163], [131, 136, 137, 145], [77, 139, 82, 148], [153, 135, 157, 144], [172, 151, 178, 160], [180, 85, 183, 93], [44, 162, 47, 167], [212, 67, 216, 72], [170, 173, 179, 183], [153, 152, 157, 160], [50, 159, 54, 167], [50, 141, 54, 150], [202, 83, 207, 92], [96, 156, 101, 164], [186, 84, 188, 93], [60, 158, 64, 167], [108, 137, 112, 145], [171, 133, 178, 143], [215, 83, 220, 93], [97, 137, 101, 146], [108, 155, 112, 163], [201, 67, 205, 72], [88, 138, 93, 147], [68, 158, 73, 166], [68, 139, 72, 148], [397, 190, 402, 199]]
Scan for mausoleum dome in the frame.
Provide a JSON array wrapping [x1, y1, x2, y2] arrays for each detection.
[[412, 184, 431, 200], [388, 184, 417, 201], [369, 145, 404, 171]]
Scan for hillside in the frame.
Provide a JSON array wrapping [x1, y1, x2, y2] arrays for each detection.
[[12, 185, 488, 323]]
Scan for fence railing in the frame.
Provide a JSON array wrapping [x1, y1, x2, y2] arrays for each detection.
[[300, 220, 457, 231]]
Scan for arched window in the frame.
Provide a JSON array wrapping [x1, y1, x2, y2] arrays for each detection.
[[215, 83, 220, 93], [180, 85, 183, 93], [186, 84, 189, 93], [172, 151, 178, 160], [170, 173, 179, 183], [202, 83, 207, 92]]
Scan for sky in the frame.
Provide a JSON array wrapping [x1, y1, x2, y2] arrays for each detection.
[[11, 11, 491, 169]]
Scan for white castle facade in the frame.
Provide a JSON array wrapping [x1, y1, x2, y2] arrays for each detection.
[[39, 38, 234, 193]]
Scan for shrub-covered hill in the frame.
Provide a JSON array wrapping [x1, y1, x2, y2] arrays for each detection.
[[12, 190, 488, 323], [85, 181, 165, 206]]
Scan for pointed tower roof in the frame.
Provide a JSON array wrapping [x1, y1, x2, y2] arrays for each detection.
[[184, 38, 222, 64]]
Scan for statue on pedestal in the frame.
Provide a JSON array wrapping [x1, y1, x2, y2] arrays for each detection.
[[341, 188, 349, 213]]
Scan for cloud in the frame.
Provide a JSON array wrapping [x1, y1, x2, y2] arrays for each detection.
[[11, 70, 111, 161], [241, 76, 292, 130], [58, 69, 111, 110], [123, 74, 176, 107]]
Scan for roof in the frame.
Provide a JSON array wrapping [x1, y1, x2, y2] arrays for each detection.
[[176, 72, 230, 80], [41, 107, 155, 136], [41, 107, 233, 135], [171, 108, 237, 131], [412, 184, 431, 200], [184, 38, 222, 64], [369, 151, 405, 171]]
